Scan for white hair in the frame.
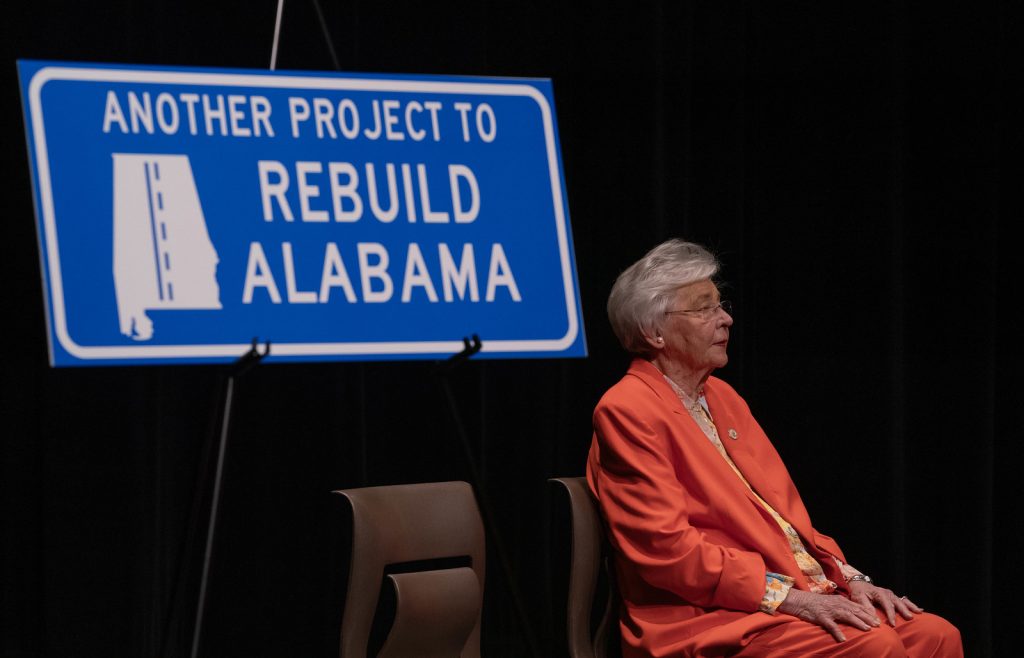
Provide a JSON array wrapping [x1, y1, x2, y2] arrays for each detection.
[[607, 239, 720, 355]]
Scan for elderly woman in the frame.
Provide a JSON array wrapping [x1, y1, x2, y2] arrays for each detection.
[[587, 239, 962, 657]]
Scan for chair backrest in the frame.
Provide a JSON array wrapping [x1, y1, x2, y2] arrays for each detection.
[[549, 477, 619, 658], [334, 481, 485, 658]]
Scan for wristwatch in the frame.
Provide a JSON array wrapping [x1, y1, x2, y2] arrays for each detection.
[[848, 574, 873, 584]]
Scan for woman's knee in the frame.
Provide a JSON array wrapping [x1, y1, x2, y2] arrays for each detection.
[[849, 625, 907, 657], [915, 612, 961, 642], [897, 612, 963, 657]]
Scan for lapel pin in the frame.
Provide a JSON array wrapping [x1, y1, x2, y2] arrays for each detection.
[[728, 428, 739, 440]]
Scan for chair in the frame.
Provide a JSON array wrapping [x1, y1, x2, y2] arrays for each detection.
[[334, 481, 485, 658], [549, 477, 620, 658]]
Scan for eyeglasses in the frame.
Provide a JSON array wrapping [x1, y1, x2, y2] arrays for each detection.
[[664, 300, 733, 321]]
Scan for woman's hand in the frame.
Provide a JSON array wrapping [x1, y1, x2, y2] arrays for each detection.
[[848, 580, 924, 627], [777, 589, 879, 642]]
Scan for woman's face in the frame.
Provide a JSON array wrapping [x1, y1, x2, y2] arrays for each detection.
[[652, 279, 733, 375]]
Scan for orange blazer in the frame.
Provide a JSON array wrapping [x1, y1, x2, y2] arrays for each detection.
[[587, 359, 849, 658]]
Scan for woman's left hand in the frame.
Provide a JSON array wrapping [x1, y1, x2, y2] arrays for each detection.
[[848, 580, 924, 626]]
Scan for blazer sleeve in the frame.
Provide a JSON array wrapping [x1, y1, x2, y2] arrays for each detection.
[[812, 529, 846, 563], [590, 395, 767, 612]]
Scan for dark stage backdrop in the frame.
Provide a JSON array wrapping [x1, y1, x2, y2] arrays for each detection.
[[1, 2, 1017, 656]]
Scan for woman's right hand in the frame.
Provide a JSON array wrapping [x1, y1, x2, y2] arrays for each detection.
[[777, 589, 880, 643]]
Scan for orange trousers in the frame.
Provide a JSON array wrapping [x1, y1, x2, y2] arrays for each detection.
[[731, 610, 962, 657]]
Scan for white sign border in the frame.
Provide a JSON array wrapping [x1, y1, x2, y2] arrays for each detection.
[[27, 65, 582, 362]]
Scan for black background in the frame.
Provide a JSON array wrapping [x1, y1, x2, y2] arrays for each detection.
[[1, 1, 1017, 656]]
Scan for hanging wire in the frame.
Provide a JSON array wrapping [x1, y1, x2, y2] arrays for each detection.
[[310, 0, 342, 70], [270, 0, 286, 70], [272, 0, 341, 71]]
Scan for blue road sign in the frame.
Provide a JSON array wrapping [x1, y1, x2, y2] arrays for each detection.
[[18, 60, 587, 366]]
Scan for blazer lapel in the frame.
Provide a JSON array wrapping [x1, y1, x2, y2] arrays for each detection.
[[705, 384, 817, 542], [631, 361, 780, 513], [628, 359, 820, 542]]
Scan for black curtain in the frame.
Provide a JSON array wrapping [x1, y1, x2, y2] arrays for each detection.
[[1, 2, 1016, 656]]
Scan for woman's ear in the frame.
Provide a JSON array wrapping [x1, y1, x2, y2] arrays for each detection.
[[641, 332, 665, 351]]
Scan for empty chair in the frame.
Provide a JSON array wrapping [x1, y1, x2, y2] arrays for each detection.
[[549, 476, 620, 658], [334, 481, 485, 658]]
